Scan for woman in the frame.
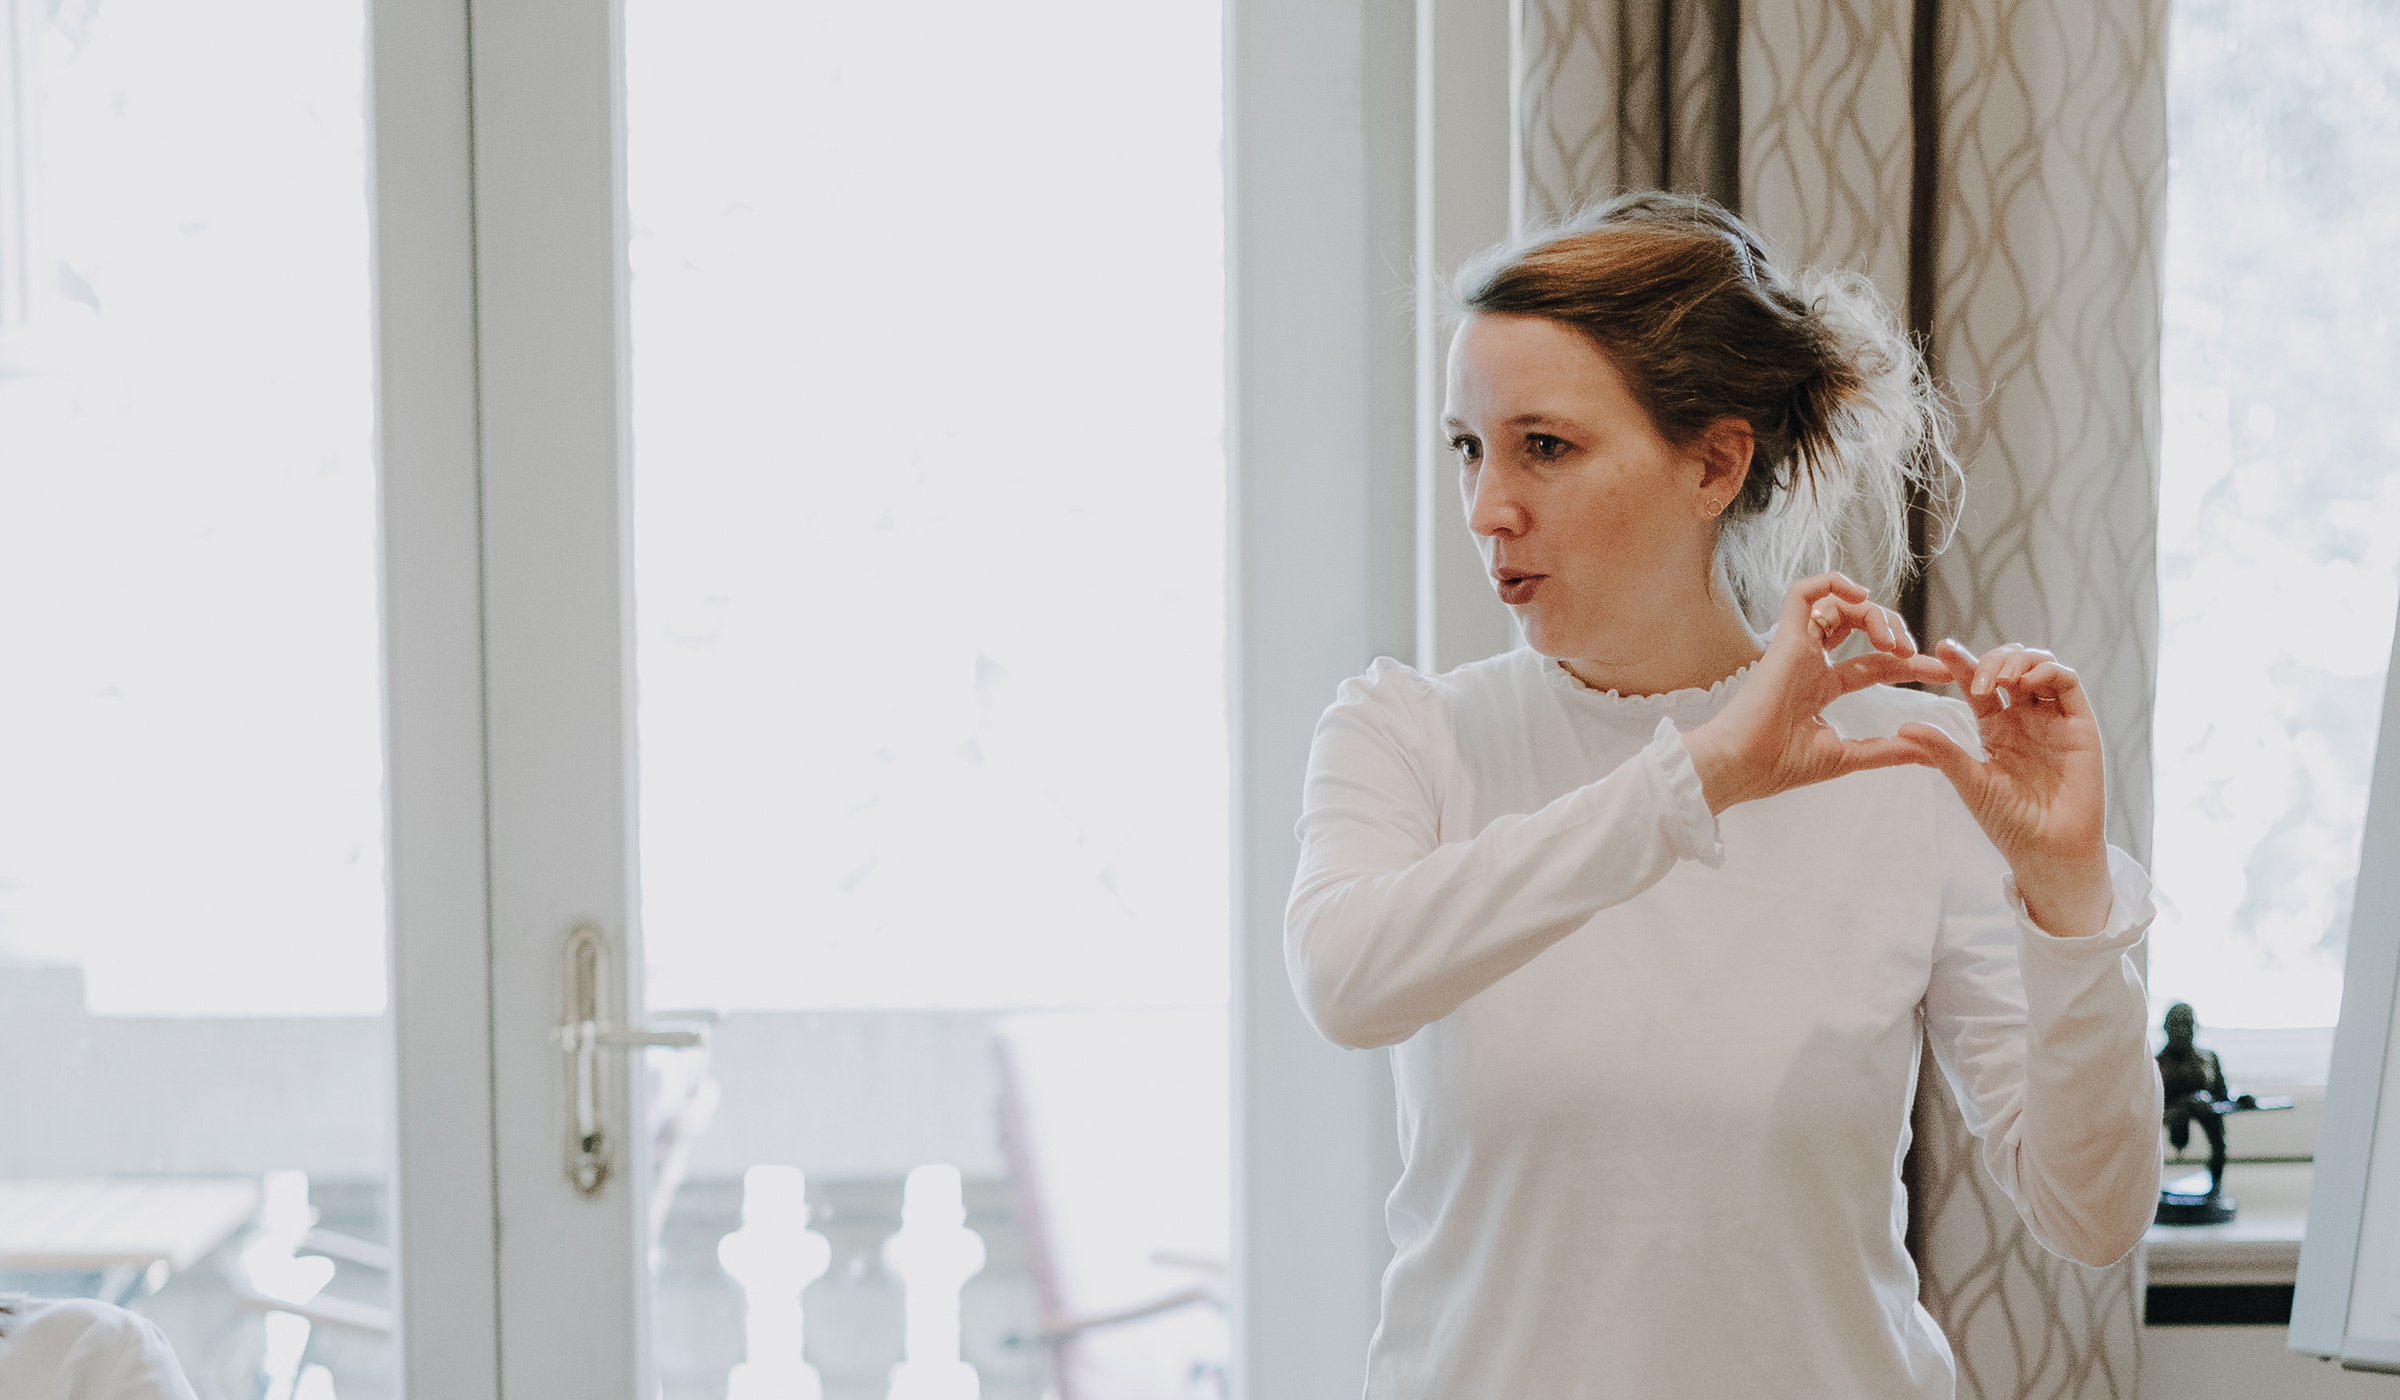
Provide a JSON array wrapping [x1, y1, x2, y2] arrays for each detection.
[[1285, 194, 2159, 1398]]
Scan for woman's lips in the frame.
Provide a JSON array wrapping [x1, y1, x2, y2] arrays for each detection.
[[1496, 573, 1544, 605]]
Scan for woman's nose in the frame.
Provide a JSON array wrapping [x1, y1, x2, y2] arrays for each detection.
[[1466, 472, 1526, 539]]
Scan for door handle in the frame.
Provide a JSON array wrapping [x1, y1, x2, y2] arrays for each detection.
[[553, 921, 710, 1196]]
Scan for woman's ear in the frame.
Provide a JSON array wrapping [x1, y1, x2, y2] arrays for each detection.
[[1694, 417, 1755, 518]]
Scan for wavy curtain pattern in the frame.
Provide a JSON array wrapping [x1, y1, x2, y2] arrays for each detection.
[[1518, 0, 1739, 222], [1513, 2, 2167, 1397]]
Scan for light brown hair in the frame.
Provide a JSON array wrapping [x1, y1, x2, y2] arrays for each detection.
[[1454, 191, 1959, 624]]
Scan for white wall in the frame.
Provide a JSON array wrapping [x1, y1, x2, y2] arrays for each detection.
[[0, 963, 388, 1178], [1225, 0, 1415, 1393]]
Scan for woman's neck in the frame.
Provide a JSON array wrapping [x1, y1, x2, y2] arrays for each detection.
[[1557, 595, 1763, 697]]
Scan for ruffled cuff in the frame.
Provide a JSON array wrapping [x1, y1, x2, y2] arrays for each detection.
[[2005, 843, 2155, 952], [1645, 715, 1725, 868]]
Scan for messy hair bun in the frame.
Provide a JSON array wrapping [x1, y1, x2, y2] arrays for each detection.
[[1453, 191, 1960, 626]]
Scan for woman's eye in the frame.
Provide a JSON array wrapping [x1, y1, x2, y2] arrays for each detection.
[[1527, 433, 1568, 460], [1450, 435, 1482, 466]]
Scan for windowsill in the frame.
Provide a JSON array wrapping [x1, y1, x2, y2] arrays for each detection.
[[2144, 1161, 2313, 1287]]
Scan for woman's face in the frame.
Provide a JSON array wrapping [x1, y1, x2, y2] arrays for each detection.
[[1443, 313, 1727, 662]]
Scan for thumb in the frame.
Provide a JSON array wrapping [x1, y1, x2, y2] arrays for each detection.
[[1894, 720, 1982, 791]]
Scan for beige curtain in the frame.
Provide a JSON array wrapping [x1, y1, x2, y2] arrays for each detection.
[[1514, 1, 2167, 1396], [1518, 0, 1740, 219]]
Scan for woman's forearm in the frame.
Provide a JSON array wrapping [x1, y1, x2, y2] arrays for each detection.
[[1287, 717, 1717, 1049]]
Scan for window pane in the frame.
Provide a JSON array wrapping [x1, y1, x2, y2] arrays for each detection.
[[0, 0, 384, 1018], [624, 7, 1230, 1394], [0, 2, 394, 1394], [2152, 0, 2400, 1031], [625, 0, 1227, 1013]]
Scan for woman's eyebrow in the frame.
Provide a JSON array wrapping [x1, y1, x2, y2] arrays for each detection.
[[1443, 412, 1580, 432]]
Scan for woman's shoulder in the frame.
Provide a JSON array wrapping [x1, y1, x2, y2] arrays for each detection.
[[1334, 654, 1435, 698], [1323, 655, 1453, 744], [1825, 681, 1985, 757], [1326, 648, 1544, 723]]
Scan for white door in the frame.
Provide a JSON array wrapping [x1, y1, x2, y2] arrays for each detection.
[[402, 1, 1238, 1396]]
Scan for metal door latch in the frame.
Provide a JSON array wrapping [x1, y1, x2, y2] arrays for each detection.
[[553, 921, 708, 1196]]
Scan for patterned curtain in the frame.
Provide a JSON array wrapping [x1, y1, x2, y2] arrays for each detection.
[[1518, 0, 1740, 221], [1513, 2, 2167, 1397]]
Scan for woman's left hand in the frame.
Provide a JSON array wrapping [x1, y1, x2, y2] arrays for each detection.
[[1895, 640, 2114, 938]]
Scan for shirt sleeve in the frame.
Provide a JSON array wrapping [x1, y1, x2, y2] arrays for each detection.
[[1921, 767, 2163, 1268], [1284, 659, 1724, 1050]]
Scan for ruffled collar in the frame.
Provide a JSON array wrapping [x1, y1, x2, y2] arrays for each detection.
[[1538, 652, 1755, 712]]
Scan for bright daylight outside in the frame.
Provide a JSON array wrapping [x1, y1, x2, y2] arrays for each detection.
[[622, 0, 1227, 1396], [0, 0, 395, 1397], [2148, 0, 2400, 1065], [626, 0, 1227, 1018]]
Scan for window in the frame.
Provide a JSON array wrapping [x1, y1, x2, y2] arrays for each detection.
[[622, 0, 1228, 1014], [0, 6, 393, 1392], [0, 0, 383, 1016], [2151, 0, 2400, 1064]]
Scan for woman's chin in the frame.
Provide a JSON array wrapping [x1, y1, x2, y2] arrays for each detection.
[[1514, 614, 1578, 660]]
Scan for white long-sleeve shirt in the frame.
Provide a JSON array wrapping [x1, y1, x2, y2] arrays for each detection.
[[1285, 647, 2161, 1400]]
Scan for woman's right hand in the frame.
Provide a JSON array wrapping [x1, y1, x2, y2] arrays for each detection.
[[1681, 573, 1952, 813]]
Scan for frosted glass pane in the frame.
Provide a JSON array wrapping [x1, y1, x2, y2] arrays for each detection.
[[0, 0, 384, 1016], [2151, 0, 2400, 1029], [625, 0, 1226, 1010]]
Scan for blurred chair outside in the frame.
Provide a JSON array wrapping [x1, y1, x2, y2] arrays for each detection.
[[992, 1010, 1228, 1400]]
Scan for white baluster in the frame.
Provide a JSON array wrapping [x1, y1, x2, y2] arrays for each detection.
[[717, 1165, 833, 1400], [882, 1164, 986, 1400], [243, 1170, 337, 1400]]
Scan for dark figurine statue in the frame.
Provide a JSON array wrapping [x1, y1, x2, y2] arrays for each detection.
[[2152, 1002, 2294, 1226], [2157, 1001, 2228, 1194]]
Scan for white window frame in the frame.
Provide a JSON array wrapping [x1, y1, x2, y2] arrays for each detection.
[[373, 0, 650, 1391], [370, 1, 503, 1392]]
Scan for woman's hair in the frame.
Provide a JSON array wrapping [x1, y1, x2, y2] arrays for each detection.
[[1453, 191, 1961, 626]]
